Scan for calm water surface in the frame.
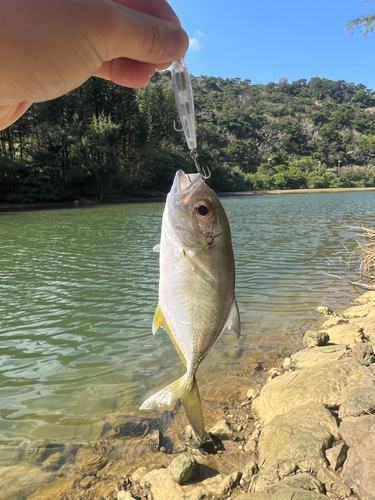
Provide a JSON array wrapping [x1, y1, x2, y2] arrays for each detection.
[[1, 191, 375, 480]]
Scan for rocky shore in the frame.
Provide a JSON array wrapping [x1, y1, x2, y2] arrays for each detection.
[[2, 291, 375, 500]]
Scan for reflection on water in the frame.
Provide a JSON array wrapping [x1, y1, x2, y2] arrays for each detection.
[[0, 191, 375, 495]]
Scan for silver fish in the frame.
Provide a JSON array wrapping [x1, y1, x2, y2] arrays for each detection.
[[140, 170, 240, 440]]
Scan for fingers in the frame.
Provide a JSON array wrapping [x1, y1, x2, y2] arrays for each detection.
[[94, 59, 157, 88], [103, 2, 189, 64], [94, 58, 172, 88], [111, 0, 181, 25]]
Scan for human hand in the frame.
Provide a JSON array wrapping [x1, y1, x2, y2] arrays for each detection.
[[0, 0, 189, 129]]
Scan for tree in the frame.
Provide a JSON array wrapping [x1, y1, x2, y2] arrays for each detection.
[[347, 0, 375, 37]]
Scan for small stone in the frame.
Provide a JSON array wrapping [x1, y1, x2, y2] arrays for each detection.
[[117, 492, 135, 500], [351, 342, 375, 365], [303, 330, 330, 348], [339, 387, 375, 419], [317, 306, 333, 315], [317, 468, 352, 497], [325, 443, 349, 471], [208, 420, 237, 441], [168, 453, 199, 485], [147, 430, 160, 451], [244, 439, 257, 453], [213, 471, 242, 496], [159, 446, 166, 452], [247, 388, 260, 400], [41, 452, 63, 471], [283, 357, 291, 370], [132, 467, 147, 482], [242, 461, 257, 483], [80, 476, 96, 489], [250, 429, 261, 441], [354, 336, 364, 343]]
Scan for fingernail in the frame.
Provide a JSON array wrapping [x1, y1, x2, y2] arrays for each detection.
[[169, 28, 189, 58]]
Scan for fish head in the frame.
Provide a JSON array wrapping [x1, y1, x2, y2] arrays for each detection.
[[165, 170, 229, 251]]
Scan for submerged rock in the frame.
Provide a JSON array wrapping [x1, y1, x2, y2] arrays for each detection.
[[340, 414, 375, 500], [253, 359, 373, 424], [339, 386, 375, 419], [257, 404, 339, 483]]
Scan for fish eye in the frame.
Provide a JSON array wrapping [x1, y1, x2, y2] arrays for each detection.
[[194, 200, 213, 220]]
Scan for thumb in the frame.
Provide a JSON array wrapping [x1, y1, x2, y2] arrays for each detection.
[[103, 2, 189, 64]]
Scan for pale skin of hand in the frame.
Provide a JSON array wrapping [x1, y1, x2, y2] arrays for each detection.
[[0, 0, 189, 130]]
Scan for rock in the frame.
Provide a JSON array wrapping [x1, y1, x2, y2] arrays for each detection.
[[40, 452, 63, 471], [341, 303, 373, 318], [241, 460, 257, 483], [0, 464, 54, 500], [232, 493, 272, 500], [257, 404, 339, 482], [117, 492, 135, 500], [353, 291, 375, 304], [351, 317, 375, 341], [291, 345, 347, 369], [317, 306, 333, 315], [180, 425, 201, 449], [324, 323, 364, 346], [303, 330, 329, 348], [247, 387, 261, 400], [80, 476, 97, 489], [282, 357, 291, 370], [339, 386, 375, 419], [351, 342, 375, 365], [212, 471, 242, 496], [340, 414, 375, 500], [253, 360, 373, 424], [168, 453, 199, 485], [272, 472, 324, 493], [244, 439, 257, 453], [317, 468, 352, 497], [148, 429, 161, 451], [132, 467, 147, 481], [320, 317, 347, 330], [208, 420, 238, 441], [325, 443, 349, 471], [141, 469, 182, 500], [269, 485, 328, 500], [74, 444, 108, 474]]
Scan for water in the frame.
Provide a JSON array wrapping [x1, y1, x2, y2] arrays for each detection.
[[0, 191, 375, 495]]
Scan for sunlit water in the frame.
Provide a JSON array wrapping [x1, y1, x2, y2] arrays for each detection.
[[1, 191, 375, 493]]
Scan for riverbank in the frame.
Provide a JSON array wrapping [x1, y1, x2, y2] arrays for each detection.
[[3, 291, 375, 500], [1, 186, 375, 212]]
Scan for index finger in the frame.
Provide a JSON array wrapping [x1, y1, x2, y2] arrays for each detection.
[[111, 0, 181, 25]]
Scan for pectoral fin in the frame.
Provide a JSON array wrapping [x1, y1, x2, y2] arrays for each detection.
[[225, 298, 241, 339], [152, 303, 187, 366]]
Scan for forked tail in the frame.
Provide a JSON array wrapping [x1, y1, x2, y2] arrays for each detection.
[[139, 373, 205, 441]]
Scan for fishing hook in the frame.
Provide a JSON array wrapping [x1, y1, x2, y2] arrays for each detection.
[[190, 149, 211, 180]]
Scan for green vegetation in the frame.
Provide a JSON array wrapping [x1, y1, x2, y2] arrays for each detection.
[[2, 74, 375, 202], [347, 0, 375, 37]]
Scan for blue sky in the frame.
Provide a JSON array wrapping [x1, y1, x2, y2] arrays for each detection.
[[169, 0, 375, 89]]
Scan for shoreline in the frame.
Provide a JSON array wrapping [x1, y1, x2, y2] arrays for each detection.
[[5, 291, 375, 500], [1, 187, 375, 213]]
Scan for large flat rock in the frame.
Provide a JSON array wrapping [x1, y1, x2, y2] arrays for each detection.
[[340, 415, 375, 500], [323, 323, 363, 345], [252, 360, 373, 424], [291, 345, 347, 368], [257, 404, 339, 482]]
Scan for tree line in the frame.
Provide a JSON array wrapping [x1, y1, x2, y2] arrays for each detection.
[[1, 73, 375, 203]]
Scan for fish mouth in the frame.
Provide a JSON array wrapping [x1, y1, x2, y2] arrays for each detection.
[[170, 170, 203, 206]]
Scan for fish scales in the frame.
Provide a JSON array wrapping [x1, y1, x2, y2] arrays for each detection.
[[140, 170, 240, 440]]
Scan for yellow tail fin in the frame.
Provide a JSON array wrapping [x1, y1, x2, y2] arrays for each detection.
[[140, 374, 205, 441]]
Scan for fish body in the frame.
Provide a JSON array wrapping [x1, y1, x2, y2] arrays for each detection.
[[140, 170, 240, 440]]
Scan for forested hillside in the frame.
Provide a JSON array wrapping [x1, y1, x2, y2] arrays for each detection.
[[2, 73, 375, 202]]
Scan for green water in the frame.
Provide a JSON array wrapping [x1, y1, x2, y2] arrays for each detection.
[[1, 191, 375, 486]]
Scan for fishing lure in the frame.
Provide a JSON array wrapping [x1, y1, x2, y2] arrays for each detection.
[[172, 55, 210, 179]]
